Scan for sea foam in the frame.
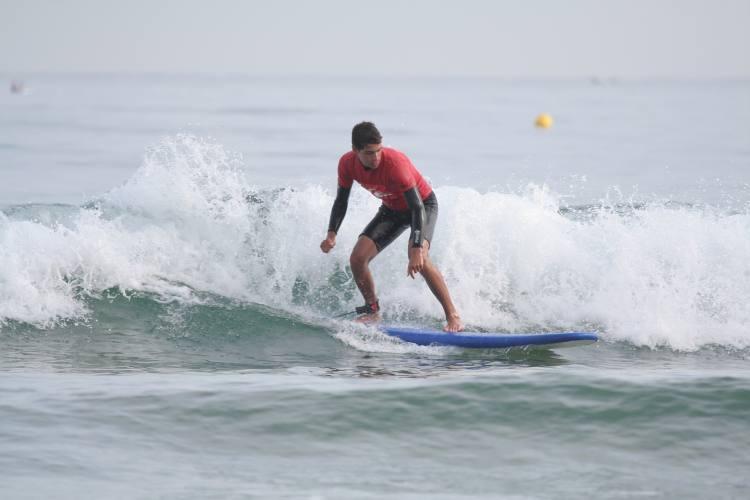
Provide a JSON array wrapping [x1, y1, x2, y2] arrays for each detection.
[[1, 135, 748, 350]]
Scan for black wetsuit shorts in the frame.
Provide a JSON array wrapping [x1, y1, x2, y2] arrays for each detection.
[[360, 192, 438, 251]]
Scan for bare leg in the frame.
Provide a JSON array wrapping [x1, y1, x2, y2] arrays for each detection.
[[417, 241, 463, 332], [350, 236, 380, 321]]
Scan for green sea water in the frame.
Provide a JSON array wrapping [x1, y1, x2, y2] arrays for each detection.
[[2, 297, 749, 499]]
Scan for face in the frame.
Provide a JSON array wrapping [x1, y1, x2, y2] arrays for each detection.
[[355, 143, 383, 169]]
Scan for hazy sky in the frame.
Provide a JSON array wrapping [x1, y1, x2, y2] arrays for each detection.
[[1, 0, 748, 78]]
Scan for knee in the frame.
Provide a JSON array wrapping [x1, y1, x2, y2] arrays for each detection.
[[350, 251, 369, 271]]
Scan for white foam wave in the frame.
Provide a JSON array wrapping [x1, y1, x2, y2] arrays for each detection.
[[331, 321, 458, 355], [1, 135, 749, 351]]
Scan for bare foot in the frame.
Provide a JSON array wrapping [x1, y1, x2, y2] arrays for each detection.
[[355, 312, 381, 325], [444, 313, 464, 333]]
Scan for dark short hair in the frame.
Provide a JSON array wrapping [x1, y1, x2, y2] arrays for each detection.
[[352, 122, 382, 150]]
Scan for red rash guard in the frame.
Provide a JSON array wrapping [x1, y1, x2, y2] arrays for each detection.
[[337, 147, 433, 211]]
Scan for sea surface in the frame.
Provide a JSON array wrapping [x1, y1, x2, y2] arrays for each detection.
[[1, 75, 749, 499]]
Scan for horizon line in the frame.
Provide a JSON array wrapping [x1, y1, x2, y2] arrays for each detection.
[[3, 70, 750, 83]]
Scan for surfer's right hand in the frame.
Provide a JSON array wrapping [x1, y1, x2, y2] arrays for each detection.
[[320, 232, 336, 253]]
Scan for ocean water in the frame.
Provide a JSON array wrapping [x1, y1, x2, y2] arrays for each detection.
[[1, 75, 749, 499]]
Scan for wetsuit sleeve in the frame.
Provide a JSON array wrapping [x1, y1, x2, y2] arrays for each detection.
[[327, 185, 351, 234], [403, 187, 426, 248]]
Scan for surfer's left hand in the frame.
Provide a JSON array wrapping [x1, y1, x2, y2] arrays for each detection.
[[407, 246, 424, 278]]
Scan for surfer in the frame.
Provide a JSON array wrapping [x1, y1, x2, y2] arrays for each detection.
[[320, 122, 463, 332]]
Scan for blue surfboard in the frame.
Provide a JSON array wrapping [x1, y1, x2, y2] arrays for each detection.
[[380, 326, 598, 348]]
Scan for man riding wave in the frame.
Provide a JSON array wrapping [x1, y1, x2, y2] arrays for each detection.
[[320, 122, 463, 332]]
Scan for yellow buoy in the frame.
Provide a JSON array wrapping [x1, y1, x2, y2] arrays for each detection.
[[535, 113, 553, 129]]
